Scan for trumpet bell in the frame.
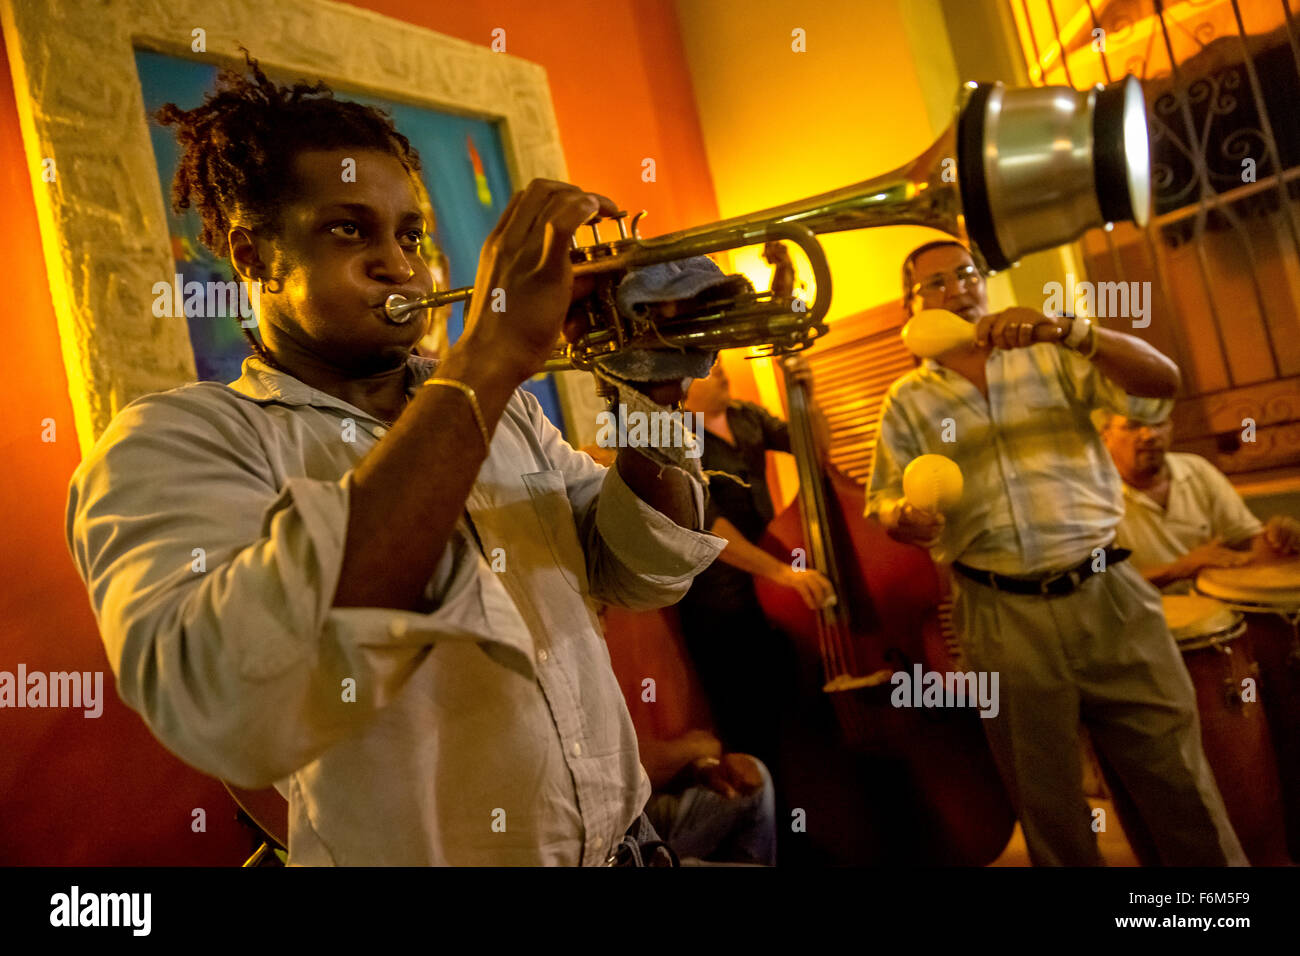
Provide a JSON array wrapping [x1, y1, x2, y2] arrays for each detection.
[[382, 75, 1151, 369], [959, 75, 1150, 270]]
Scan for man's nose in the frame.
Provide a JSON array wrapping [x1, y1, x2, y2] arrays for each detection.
[[370, 237, 415, 282]]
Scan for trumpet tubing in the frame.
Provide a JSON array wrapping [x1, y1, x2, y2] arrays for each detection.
[[386, 76, 1151, 371]]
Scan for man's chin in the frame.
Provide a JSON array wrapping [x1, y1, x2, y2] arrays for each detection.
[[1134, 450, 1165, 471]]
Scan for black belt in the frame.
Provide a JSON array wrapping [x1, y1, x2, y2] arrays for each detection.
[[604, 814, 679, 867], [952, 545, 1131, 596]]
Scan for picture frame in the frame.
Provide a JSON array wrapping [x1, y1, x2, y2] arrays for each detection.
[[2, 0, 602, 455]]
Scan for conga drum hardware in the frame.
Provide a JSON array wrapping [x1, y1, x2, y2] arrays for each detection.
[[1161, 594, 1291, 865]]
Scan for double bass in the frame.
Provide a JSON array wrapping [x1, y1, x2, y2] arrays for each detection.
[[753, 349, 1016, 865]]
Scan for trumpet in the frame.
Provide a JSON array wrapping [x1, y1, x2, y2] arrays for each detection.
[[386, 76, 1151, 372]]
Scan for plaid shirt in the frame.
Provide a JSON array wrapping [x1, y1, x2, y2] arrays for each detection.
[[866, 343, 1172, 576]]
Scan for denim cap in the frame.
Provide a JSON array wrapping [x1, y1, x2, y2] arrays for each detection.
[[596, 257, 728, 381]]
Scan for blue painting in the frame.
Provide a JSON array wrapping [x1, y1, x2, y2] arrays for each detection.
[[134, 48, 567, 436]]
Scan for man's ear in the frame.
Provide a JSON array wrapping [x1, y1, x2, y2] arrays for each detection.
[[228, 225, 267, 283]]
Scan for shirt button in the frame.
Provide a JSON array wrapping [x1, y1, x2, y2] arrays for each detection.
[[572, 742, 582, 757], [388, 618, 408, 638], [372, 425, 388, 438], [537, 649, 549, 663]]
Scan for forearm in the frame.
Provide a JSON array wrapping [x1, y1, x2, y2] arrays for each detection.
[[1141, 560, 1191, 590], [334, 339, 519, 611], [711, 516, 785, 578], [615, 446, 701, 530], [1087, 327, 1181, 398]]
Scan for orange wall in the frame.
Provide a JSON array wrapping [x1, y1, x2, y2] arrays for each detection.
[[0, 0, 717, 864]]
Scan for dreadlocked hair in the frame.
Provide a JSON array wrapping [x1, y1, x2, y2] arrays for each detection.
[[155, 46, 423, 366]]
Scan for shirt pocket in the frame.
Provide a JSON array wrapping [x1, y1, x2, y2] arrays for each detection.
[[1008, 370, 1087, 456], [521, 470, 590, 597]]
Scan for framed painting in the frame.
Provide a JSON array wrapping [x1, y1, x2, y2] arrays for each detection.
[[2, 0, 598, 454]]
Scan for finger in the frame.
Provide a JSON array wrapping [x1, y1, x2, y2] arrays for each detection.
[[797, 582, 820, 611], [535, 193, 602, 279], [805, 577, 828, 607], [987, 316, 1011, 349], [585, 191, 619, 219], [1018, 321, 1034, 348], [485, 187, 527, 244], [500, 179, 587, 254], [974, 315, 995, 347]]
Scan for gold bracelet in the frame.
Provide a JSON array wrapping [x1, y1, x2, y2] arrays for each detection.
[[423, 377, 491, 452]]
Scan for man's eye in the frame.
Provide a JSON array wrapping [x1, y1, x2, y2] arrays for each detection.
[[329, 222, 361, 238], [402, 229, 425, 245]]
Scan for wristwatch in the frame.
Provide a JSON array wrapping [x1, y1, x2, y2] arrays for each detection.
[[1062, 314, 1093, 351]]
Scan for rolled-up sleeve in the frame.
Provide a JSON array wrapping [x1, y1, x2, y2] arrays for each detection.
[[519, 388, 724, 610], [865, 393, 918, 519], [65, 392, 528, 789]]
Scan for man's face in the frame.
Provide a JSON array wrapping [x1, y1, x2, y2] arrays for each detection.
[[252, 148, 434, 375], [910, 245, 987, 324], [1102, 414, 1174, 480], [685, 359, 730, 414]]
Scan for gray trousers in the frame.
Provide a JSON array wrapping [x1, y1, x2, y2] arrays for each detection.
[[951, 559, 1247, 866]]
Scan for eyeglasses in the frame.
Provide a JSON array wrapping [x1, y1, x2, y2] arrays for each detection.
[[912, 264, 982, 297]]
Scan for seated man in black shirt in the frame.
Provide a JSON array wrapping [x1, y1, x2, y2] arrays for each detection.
[[677, 356, 832, 771]]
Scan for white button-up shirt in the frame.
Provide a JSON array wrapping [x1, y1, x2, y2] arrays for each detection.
[[1115, 451, 1261, 592], [65, 354, 724, 865]]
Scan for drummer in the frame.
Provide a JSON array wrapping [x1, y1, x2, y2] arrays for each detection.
[[1099, 410, 1300, 592]]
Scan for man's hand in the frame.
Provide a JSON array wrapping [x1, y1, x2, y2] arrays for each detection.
[[462, 179, 616, 384], [1258, 516, 1300, 556], [693, 753, 765, 799], [766, 565, 836, 610], [881, 499, 945, 549], [679, 729, 723, 764], [974, 307, 1068, 351], [1177, 537, 1252, 578]]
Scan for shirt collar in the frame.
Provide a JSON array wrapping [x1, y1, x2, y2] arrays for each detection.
[[919, 350, 1001, 375], [228, 352, 440, 416]]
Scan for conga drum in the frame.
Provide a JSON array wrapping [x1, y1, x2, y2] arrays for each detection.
[[1162, 594, 1291, 865], [1196, 560, 1300, 861]]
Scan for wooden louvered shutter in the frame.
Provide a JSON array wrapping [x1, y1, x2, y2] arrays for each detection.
[[796, 302, 917, 485]]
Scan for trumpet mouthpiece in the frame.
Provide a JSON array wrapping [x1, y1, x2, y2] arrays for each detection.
[[384, 293, 424, 324]]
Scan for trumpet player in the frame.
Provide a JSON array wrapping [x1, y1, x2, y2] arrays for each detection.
[[866, 239, 1245, 866], [65, 51, 725, 866]]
